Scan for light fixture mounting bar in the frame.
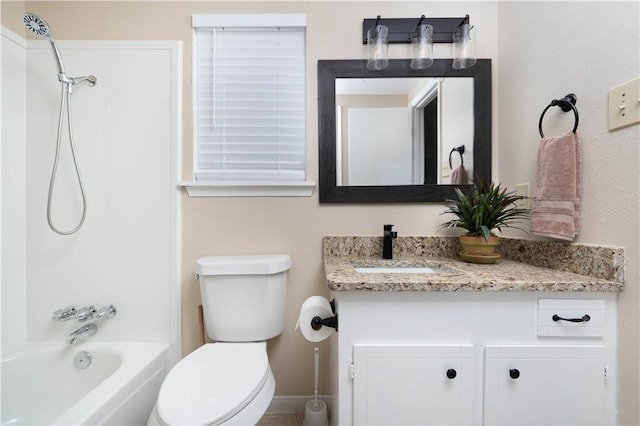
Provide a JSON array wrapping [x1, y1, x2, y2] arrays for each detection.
[[362, 16, 469, 44]]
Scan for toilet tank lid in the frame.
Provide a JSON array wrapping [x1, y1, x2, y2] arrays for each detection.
[[196, 255, 291, 275]]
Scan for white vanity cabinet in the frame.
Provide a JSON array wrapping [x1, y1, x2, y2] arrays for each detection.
[[483, 345, 607, 425], [352, 344, 477, 425], [329, 292, 617, 426]]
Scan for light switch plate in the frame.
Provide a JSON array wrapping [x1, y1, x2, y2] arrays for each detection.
[[608, 76, 640, 130]]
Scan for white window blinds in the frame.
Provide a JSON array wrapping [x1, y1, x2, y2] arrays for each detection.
[[193, 15, 306, 182]]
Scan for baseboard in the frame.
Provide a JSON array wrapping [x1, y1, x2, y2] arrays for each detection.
[[266, 395, 331, 414]]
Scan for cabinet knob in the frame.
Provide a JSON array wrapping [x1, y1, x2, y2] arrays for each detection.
[[446, 369, 457, 379], [509, 368, 520, 379]]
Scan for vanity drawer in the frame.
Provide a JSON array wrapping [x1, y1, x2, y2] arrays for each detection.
[[537, 299, 605, 337]]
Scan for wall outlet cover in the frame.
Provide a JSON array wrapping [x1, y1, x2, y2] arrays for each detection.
[[515, 183, 531, 209]]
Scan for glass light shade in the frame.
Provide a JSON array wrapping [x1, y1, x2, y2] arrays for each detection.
[[452, 23, 476, 70], [410, 24, 434, 70], [367, 24, 389, 71]]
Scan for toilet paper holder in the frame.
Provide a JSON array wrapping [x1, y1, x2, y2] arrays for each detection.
[[310, 299, 338, 332]]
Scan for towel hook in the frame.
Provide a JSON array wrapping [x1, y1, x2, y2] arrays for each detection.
[[449, 145, 465, 169], [538, 93, 579, 138]]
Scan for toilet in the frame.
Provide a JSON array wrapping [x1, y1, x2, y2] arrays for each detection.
[[148, 254, 291, 426]]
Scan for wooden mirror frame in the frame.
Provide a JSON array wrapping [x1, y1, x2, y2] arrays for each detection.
[[318, 58, 492, 203]]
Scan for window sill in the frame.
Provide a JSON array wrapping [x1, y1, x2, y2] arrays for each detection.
[[178, 181, 316, 197]]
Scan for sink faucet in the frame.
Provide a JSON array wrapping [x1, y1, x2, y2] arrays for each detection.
[[66, 322, 97, 344], [383, 224, 397, 259]]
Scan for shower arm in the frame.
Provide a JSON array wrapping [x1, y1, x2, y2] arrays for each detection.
[[59, 74, 98, 92]]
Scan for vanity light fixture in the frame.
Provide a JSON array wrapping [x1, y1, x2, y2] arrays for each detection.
[[452, 20, 476, 70], [362, 14, 476, 70], [410, 15, 434, 70], [366, 16, 389, 71]]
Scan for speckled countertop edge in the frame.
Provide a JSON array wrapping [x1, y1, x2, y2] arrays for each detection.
[[323, 236, 624, 293]]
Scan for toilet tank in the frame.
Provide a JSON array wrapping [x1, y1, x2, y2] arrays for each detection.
[[195, 255, 291, 342]]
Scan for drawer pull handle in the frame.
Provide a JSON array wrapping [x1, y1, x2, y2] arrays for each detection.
[[509, 369, 520, 379], [552, 314, 591, 323], [446, 369, 457, 379]]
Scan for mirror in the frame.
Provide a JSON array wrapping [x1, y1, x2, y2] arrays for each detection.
[[318, 59, 491, 203], [336, 77, 474, 186]]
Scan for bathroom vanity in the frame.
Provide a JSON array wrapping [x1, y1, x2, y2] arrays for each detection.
[[323, 236, 623, 425]]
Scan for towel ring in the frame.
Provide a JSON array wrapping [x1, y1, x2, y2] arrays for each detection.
[[538, 93, 579, 138], [449, 145, 465, 169]]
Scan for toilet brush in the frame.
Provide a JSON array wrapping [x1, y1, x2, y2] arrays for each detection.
[[303, 347, 328, 426], [313, 347, 319, 410]]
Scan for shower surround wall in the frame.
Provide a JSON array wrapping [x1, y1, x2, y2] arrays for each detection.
[[1, 28, 28, 350], [1, 30, 181, 362]]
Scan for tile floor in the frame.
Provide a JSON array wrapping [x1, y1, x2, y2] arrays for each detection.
[[257, 412, 305, 425]]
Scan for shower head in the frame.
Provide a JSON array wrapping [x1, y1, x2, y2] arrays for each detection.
[[23, 13, 52, 38], [23, 12, 67, 76]]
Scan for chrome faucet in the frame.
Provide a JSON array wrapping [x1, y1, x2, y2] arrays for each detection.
[[96, 304, 117, 321], [75, 305, 96, 322], [66, 322, 97, 344], [383, 224, 397, 259], [52, 305, 76, 321], [52, 304, 117, 323]]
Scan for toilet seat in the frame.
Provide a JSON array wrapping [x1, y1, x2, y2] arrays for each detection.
[[156, 342, 270, 426]]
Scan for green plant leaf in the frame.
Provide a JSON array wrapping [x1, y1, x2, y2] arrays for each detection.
[[438, 179, 530, 238]]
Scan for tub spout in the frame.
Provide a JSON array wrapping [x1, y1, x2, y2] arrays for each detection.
[[66, 322, 97, 344]]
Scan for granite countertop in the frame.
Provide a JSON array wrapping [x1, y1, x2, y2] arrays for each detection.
[[323, 236, 624, 293]]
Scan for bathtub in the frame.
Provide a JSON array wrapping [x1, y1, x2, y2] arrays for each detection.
[[1, 342, 169, 425]]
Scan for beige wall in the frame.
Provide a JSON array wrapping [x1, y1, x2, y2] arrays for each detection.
[[3, 2, 638, 422]]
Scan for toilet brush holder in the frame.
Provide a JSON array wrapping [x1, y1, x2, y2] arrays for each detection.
[[303, 399, 328, 426]]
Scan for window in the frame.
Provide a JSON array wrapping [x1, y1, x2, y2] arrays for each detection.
[[187, 14, 313, 197]]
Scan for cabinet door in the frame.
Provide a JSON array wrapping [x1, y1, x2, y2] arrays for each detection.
[[484, 345, 607, 425], [353, 344, 476, 425]]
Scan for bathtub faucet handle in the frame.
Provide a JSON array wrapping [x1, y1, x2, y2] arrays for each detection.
[[76, 305, 97, 322], [52, 305, 76, 321], [97, 304, 117, 321]]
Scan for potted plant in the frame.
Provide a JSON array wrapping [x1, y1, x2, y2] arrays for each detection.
[[440, 180, 529, 263]]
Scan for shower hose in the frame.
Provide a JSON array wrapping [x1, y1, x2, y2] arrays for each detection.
[[47, 82, 87, 235]]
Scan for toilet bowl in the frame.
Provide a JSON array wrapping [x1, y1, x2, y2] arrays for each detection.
[[148, 255, 291, 426]]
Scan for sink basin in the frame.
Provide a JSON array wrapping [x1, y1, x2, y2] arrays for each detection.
[[354, 266, 445, 274]]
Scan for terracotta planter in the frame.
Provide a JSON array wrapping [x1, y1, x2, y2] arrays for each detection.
[[459, 235, 500, 256]]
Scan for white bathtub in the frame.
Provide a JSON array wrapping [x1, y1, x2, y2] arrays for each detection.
[[1, 342, 169, 425]]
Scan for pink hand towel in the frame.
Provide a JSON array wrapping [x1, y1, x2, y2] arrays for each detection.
[[531, 131, 582, 241], [450, 165, 468, 185]]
